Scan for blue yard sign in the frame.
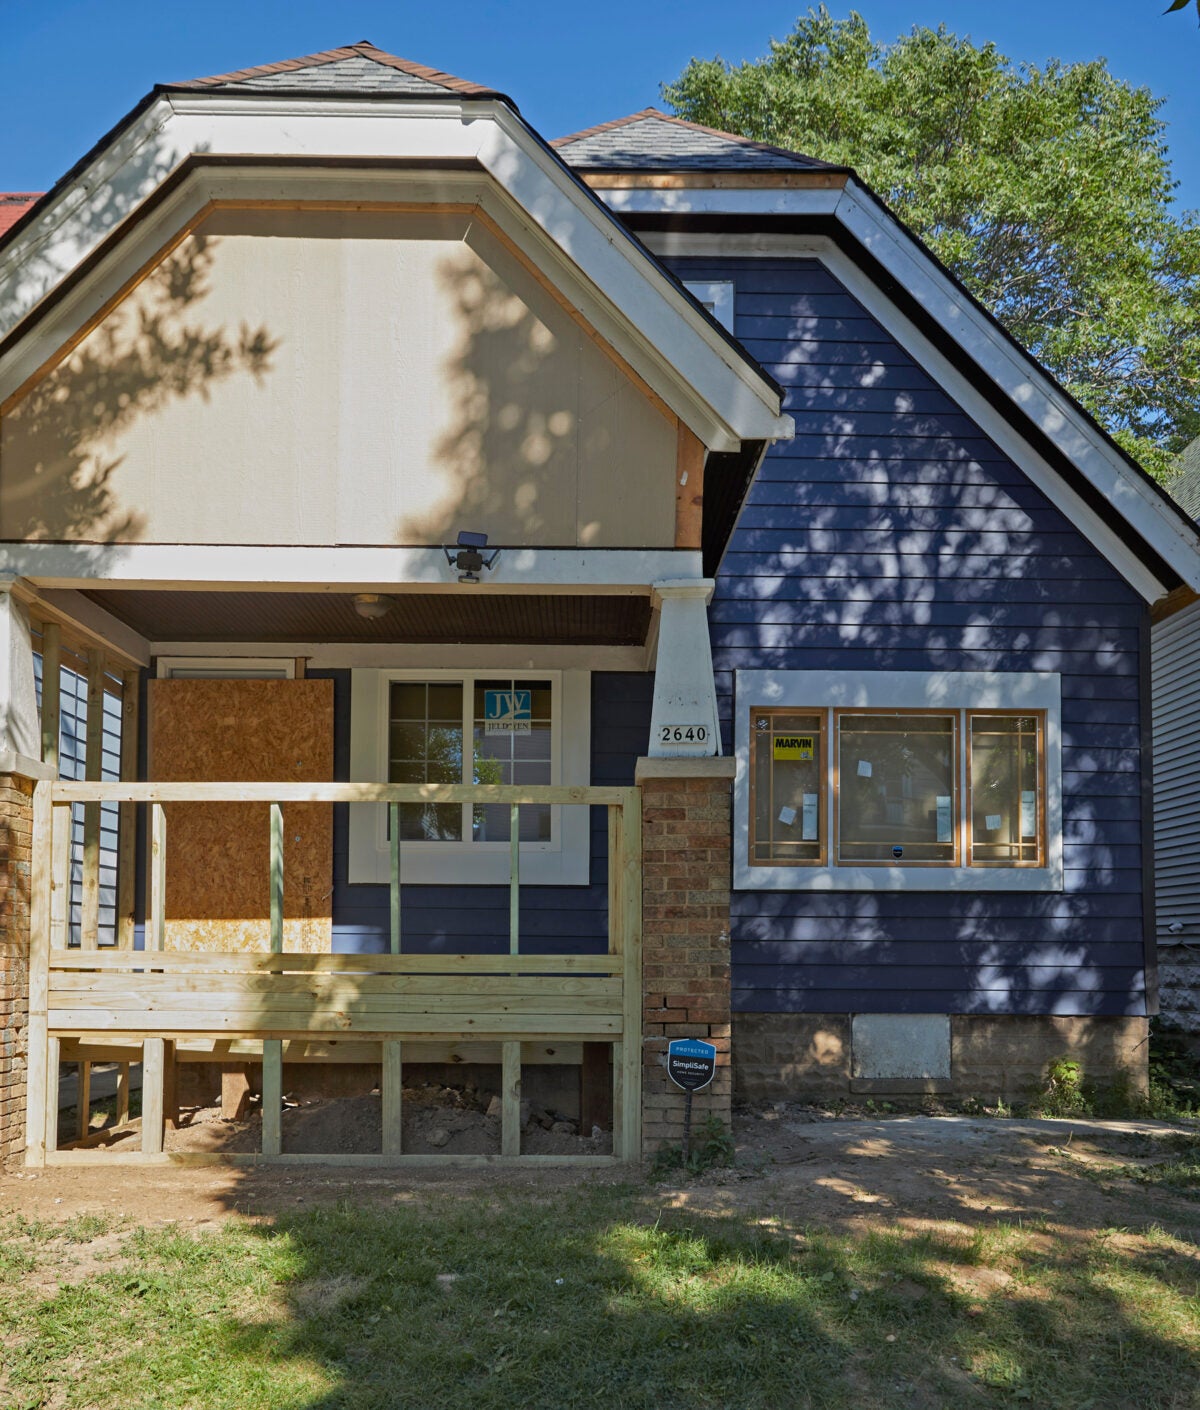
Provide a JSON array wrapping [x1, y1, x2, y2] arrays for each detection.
[[667, 1038, 717, 1092], [484, 688, 532, 734]]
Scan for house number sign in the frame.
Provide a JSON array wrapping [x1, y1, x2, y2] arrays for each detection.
[[658, 723, 710, 746]]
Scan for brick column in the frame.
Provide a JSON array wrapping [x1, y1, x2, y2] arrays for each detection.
[[636, 757, 734, 1157], [0, 775, 33, 1165]]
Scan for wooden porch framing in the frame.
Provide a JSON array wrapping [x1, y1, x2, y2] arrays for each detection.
[[24, 781, 642, 1166]]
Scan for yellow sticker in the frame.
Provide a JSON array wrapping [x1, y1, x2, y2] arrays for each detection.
[[773, 735, 814, 761]]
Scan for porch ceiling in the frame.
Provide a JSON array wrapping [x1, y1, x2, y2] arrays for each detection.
[[79, 589, 653, 646]]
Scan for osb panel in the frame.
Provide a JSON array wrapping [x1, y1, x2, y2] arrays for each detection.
[[147, 679, 333, 952]]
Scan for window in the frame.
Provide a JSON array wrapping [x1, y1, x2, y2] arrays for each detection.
[[683, 279, 735, 333], [735, 671, 1062, 892], [349, 668, 591, 885]]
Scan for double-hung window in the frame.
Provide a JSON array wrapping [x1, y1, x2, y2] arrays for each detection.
[[736, 671, 1061, 891], [349, 668, 590, 885]]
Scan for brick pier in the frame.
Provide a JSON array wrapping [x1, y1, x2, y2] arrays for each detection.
[[636, 757, 734, 1157]]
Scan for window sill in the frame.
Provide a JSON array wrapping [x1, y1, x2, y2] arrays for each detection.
[[734, 862, 1064, 892]]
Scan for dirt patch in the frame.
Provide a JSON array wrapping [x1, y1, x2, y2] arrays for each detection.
[[4, 1107, 1198, 1246]]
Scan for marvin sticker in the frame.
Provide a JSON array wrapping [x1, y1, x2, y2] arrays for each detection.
[[774, 735, 814, 761]]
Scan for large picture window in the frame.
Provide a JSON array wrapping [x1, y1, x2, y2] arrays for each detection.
[[349, 668, 590, 886], [735, 671, 1062, 892]]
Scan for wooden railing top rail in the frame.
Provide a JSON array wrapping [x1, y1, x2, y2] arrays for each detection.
[[48, 950, 623, 975], [49, 782, 633, 806]]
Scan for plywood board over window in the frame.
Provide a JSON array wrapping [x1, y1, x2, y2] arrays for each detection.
[[147, 679, 333, 951]]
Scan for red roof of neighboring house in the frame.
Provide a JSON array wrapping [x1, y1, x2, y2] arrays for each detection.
[[0, 193, 41, 237]]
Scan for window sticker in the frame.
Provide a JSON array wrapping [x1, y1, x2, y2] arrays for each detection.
[[777, 805, 797, 827], [483, 688, 532, 735], [936, 795, 953, 843], [856, 759, 873, 778], [1020, 790, 1037, 838], [985, 813, 1002, 832], [802, 793, 819, 841], [773, 735, 814, 760]]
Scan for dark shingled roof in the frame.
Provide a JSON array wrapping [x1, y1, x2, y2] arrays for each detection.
[[553, 108, 832, 171], [1169, 437, 1200, 523], [174, 40, 502, 100]]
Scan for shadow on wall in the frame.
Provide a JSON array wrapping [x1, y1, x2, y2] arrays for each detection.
[[2, 232, 276, 542], [397, 242, 581, 545]]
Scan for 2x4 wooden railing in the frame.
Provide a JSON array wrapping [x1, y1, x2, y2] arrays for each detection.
[[24, 781, 642, 1166]]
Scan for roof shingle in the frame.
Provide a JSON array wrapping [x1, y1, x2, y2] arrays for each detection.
[[0, 194, 41, 237], [553, 108, 830, 172], [174, 41, 501, 100]]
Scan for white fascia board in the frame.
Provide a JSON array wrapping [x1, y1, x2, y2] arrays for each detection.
[[3, 542, 702, 591], [149, 642, 650, 670], [640, 226, 1175, 603], [0, 96, 791, 451], [598, 187, 843, 218]]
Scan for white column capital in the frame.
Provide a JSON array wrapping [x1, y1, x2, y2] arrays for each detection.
[[652, 578, 715, 607]]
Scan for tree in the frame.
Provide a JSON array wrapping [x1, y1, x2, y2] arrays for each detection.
[[1165, 0, 1200, 21], [663, 8, 1200, 481]]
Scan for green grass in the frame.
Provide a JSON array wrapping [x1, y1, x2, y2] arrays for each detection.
[[1, 1183, 1199, 1410]]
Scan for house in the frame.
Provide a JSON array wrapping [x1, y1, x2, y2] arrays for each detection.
[[1152, 443, 1200, 1040], [2, 43, 1199, 1167]]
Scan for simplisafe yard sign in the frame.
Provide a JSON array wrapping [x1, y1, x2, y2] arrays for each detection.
[[484, 689, 532, 734], [667, 1038, 716, 1092]]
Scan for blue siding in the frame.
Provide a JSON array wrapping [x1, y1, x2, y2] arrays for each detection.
[[310, 670, 652, 956], [667, 254, 1149, 1019]]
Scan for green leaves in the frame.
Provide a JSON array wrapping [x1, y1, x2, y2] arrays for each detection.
[[1164, 0, 1199, 16], [663, 7, 1200, 481]]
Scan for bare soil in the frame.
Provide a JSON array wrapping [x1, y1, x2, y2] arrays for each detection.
[[8, 1104, 1199, 1247]]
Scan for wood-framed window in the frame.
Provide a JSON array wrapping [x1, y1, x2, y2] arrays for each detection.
[[748, 705, 1047, 872], [749, 709, 825, 865], [967, 711, 1046, 867]]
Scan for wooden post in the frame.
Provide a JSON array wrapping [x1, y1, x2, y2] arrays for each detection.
[[269, 802, 284, 952], [116, 668, 139, 950], [221, 1066, 251, 1121], [80, 649, 105, 949], [501, 1040, 521, 1157], [24, 780, 53, 1166], [509, 803, 520, 954], [75, 1061, 91, 1141], [143, 805, 166, 1154], [115, 1062, 130, 1127], [382, 1040, 403, 1158], [264, 803, 285, 1155], [389, 802, 401, 954], [618, 790, 642, 1162], [141, 1038, 165, 1155], [149, 805, 166, 952], [49, 803, 69, 950], [580, 1044, 612, 1137], [39, 623, 60, 771], [262, 1040, 283, 1156], [45, 1036, 60, 1156], [114, 669, 139, 1128]]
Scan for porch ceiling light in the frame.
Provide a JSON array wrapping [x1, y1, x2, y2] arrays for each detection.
[[353, 593, 394, 620], [444, 530, 501, 584]]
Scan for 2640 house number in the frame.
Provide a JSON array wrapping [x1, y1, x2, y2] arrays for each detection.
[[659, 723, 709, 745]]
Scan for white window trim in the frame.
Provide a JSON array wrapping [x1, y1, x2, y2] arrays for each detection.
[[156, 656, 295, 678], [734, 669, 1063, 892], [348, 668, 591, 886], [683, 279, 736, 334]]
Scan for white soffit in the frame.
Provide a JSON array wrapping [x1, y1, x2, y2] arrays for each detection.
[[603, 181, 1200, 599], [0, 94, 791, 452]]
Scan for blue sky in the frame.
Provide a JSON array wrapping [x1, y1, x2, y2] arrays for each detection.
[[1, 1, 1198, 209]]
